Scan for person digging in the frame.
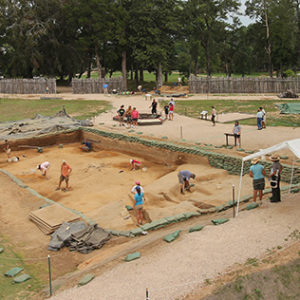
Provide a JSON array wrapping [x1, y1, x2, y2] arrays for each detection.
[[177, 170, 196, 194], [56, 160, 72, 191]]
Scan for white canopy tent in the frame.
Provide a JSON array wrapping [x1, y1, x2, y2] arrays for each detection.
[[236, 138, 300, 216]]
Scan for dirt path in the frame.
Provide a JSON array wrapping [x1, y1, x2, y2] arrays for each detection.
[[50, 193, 300, 300]]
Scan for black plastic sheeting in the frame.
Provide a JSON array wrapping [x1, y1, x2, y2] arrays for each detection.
[[48, 221, 111, 254]]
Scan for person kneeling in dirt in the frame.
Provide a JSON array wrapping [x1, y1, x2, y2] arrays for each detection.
[[56, 160, 72, 191], [37, 161, 50, 176], [134, 186, 145, 225], [178, 170, 196, 194], [80, 140, 92, 152], [130, 159, 141, 170]]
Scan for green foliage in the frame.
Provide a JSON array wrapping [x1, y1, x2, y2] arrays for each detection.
[[283, 69, 295, 77], [0, 98, 111, 122]]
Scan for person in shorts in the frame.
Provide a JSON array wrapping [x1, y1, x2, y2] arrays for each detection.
[[131, 107, 139, 127], [177, 170, 196, 194], [233, 121, 241, 147], [56, 160, 72, 191], [125, 106, 132, 128], [168, 103, 174, 120], [134, 186, 145, 225], [37, 161, 50, 177], [149, 99, 157, 114], [117, 105, 125, 126], [249, 157, 266, 203], [164, 104, 169, 118]]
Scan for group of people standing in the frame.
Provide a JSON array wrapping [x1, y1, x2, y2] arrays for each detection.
[[117, 105, 140, 128], [249, 154, 283, 204], [256, 107, 266, 130], [164, 98, 175, 120]]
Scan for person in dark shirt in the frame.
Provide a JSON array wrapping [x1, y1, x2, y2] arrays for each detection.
[[117, 105, 125, 126], [150, 99, 157, 114]]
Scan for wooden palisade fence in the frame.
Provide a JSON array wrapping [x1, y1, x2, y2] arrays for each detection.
[[188, 75, 300, 94], [0, 78, 56, 94], [72, 77, 123, 94]]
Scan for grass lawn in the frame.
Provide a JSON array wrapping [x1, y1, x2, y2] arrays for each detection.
[[0, 98, 111, 123], [0, 237, 45, 300], [162, 99, 300, 127]]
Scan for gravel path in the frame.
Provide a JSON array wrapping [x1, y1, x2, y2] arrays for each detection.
[[50, 193, 300, 300]]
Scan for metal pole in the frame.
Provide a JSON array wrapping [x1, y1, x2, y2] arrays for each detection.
[[232, 184, 235, 218], [236, 160, 244, 217], [146, 288, 150, 300], [48, 255, 52, 297], [180, 126, 183, 140], [289, 157, 295, 193]]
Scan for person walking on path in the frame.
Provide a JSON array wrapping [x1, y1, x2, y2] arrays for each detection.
[[177, 170, 196, 194], [211, 106, 216, 126], [131, 107, 139, 127], [260, 106, 266, 128], [269, 154, 283, 203], [3, 139, 11, 159], [125, 106, 133, 128], [150, 99, 157, 115], [256, 108, 264, 130], [169, 103, 174, 120], [249, 158, 266, 203], [233, 121, 241, 147], [37, 161, 50, 177], [134, 186, 145, 225], [117, 105, 125, 126], [56, 160, 72, 191]]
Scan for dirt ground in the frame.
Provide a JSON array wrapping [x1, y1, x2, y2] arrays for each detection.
[[0, 143, 257, 230]]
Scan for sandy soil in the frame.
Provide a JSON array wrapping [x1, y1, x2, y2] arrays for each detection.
[[50, 193, 300, 300], [0, 144, 257, 230]]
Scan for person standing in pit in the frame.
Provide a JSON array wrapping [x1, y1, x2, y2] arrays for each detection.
[[211, 106, 216, 126], [131, 181, 145, 196], [269, 154, 283, 203], [56, 160, 72, 191], [117, 105, 125, 126], [37, 161, 50, 177], [233, 121, 241, 147], [177, 170, 196, 194], [150, 99, 157, 115], [249, 158, 266, 203], [134, 186, 145, 225]]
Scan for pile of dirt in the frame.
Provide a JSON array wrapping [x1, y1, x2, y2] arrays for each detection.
[[159, 85, 189, 94], [0, 109, 93, 140]]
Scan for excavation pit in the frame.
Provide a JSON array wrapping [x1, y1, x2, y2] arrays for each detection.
[[0, 130, 256, 232]]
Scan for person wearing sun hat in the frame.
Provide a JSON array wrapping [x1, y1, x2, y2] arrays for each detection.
[[249, 157, 266, 203], [269, 154, 283, 202], [131, 180, 144, 195]]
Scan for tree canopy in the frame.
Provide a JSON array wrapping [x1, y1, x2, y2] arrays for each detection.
[[0, 0, 299, 83]]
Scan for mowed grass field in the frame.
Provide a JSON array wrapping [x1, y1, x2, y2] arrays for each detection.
[[162, 99, 300, 127], [0, 98, 111, 123]]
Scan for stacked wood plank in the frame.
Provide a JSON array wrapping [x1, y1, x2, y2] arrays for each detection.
[[29, 205, 80, 234]]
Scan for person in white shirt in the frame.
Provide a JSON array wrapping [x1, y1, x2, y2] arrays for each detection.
[[256, 108, 264, 130], [37, 161, 50, 176], [259, 106, 266, 128]]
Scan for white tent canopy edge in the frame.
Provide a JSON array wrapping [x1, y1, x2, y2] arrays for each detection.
[[236, 138, 300, 216]]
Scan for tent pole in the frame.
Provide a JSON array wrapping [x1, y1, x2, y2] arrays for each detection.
[[288, 157, 295, 193], [236, 160, 244, 217]]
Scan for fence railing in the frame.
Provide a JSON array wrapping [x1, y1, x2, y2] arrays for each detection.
[[188, 76, 300, 94], [72, 77, 123, 94], [0, 78, 56, 94]]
